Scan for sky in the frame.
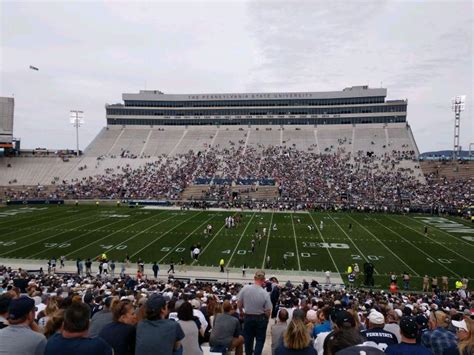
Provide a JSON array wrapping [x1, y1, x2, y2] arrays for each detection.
[[0, 0, 472, 153]]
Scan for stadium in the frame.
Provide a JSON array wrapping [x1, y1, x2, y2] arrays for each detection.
[[1, 2, 473, 353], [0, 85, 472, 292]]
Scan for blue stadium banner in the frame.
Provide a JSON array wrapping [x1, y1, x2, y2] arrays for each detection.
[[127, 200, 171, 206]]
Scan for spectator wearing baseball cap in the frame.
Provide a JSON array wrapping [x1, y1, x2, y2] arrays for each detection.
[[44, 301, 112, 355], [385, 316, 433, 355], [237, 270, 272, 355], [135, 294, 185, 355], [0, 295, 46, 355], [323, 310, 365, 354], [415, 314, 429, 344], [361, 309, 398, 351]]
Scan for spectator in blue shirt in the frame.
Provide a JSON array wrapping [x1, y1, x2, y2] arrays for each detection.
[[312, 306, 331, 338], [99, 299, 137, 355]]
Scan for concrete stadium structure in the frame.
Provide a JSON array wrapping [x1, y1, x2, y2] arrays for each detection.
[[0, 86, 423, 192]]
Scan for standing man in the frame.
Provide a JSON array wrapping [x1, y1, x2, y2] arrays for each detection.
[[110, 260, 115, 278], [441, 276, 448, 292], [76, 258, 82, 276], [85, 258, 92, 276], [265, 255, 271, 269], [325, 270, 331, 284], [219, 258, 225, 272], [102, 260, 109, 276], [364, 262, 374, 287], [348, 273, 355, 289], [152, 262, 159, 279], [423, 275, 430, 292], [237, 270, 272, 355], [402, 272, 410, 290], [167, 259, 175, 274], [431, 276, 438, 292], [0, 296, 47, 354], [192, 246, 200, 261]]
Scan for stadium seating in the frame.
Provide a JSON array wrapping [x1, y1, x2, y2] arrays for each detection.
[[3, 122, 465, 209]]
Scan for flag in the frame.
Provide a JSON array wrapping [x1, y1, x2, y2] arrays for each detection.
[[29, 65, 39, 71]]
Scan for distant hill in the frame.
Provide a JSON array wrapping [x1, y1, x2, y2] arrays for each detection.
[[420, 150, 471, 158]]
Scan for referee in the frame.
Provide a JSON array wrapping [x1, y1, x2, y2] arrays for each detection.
[[237, 270, 272, 355]]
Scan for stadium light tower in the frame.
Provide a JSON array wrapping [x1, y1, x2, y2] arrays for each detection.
[[70, 110, 84, 157], [451, 95, 465, 161]]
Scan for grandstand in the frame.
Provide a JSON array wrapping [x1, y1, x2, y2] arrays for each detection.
[[0, 85, 472, 294], [0, 86, 425, 192]]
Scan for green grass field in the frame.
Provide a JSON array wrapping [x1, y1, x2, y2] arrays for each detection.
[[0, 205, 472, 290]]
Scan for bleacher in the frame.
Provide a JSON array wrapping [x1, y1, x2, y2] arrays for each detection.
[[0, 123, 423, 194]]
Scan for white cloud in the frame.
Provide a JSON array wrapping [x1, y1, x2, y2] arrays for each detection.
[[0, 0, 472, 152]]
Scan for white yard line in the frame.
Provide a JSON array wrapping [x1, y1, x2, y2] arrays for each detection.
[[95, 212, 174, 257], [261, 212, 274, 269], [291, 213, 302, 271], [0, 216, 105, 256], [0, 209, 94, 241], [158, 215, 215, 263], [374, 218, 461, 278], [130, 212, 202, 258], [408, 215, 474, 247], [64, 212, 167, 257], [389, 216, 473, 264], [226, 213, 255, 268], [347, 215, 419, 277], [327, 213, 379, 275], [0, 207, 55, 226], [308, 213, 340, 274], [192, 213, 238, 265], [27, 217, 129, 259]]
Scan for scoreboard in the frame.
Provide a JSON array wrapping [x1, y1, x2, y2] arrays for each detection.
[[0, 97, 14, 146]]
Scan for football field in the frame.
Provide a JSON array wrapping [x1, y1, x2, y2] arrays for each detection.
[[0, 205, 472, 290]]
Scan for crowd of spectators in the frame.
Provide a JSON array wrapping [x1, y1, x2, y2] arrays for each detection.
[[1, 146, 471, 212], [0, 265, 472, 355]]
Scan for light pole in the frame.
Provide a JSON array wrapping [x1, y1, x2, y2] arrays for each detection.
[[451, 96, 465, 161], [70, 110, 84, 157]]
